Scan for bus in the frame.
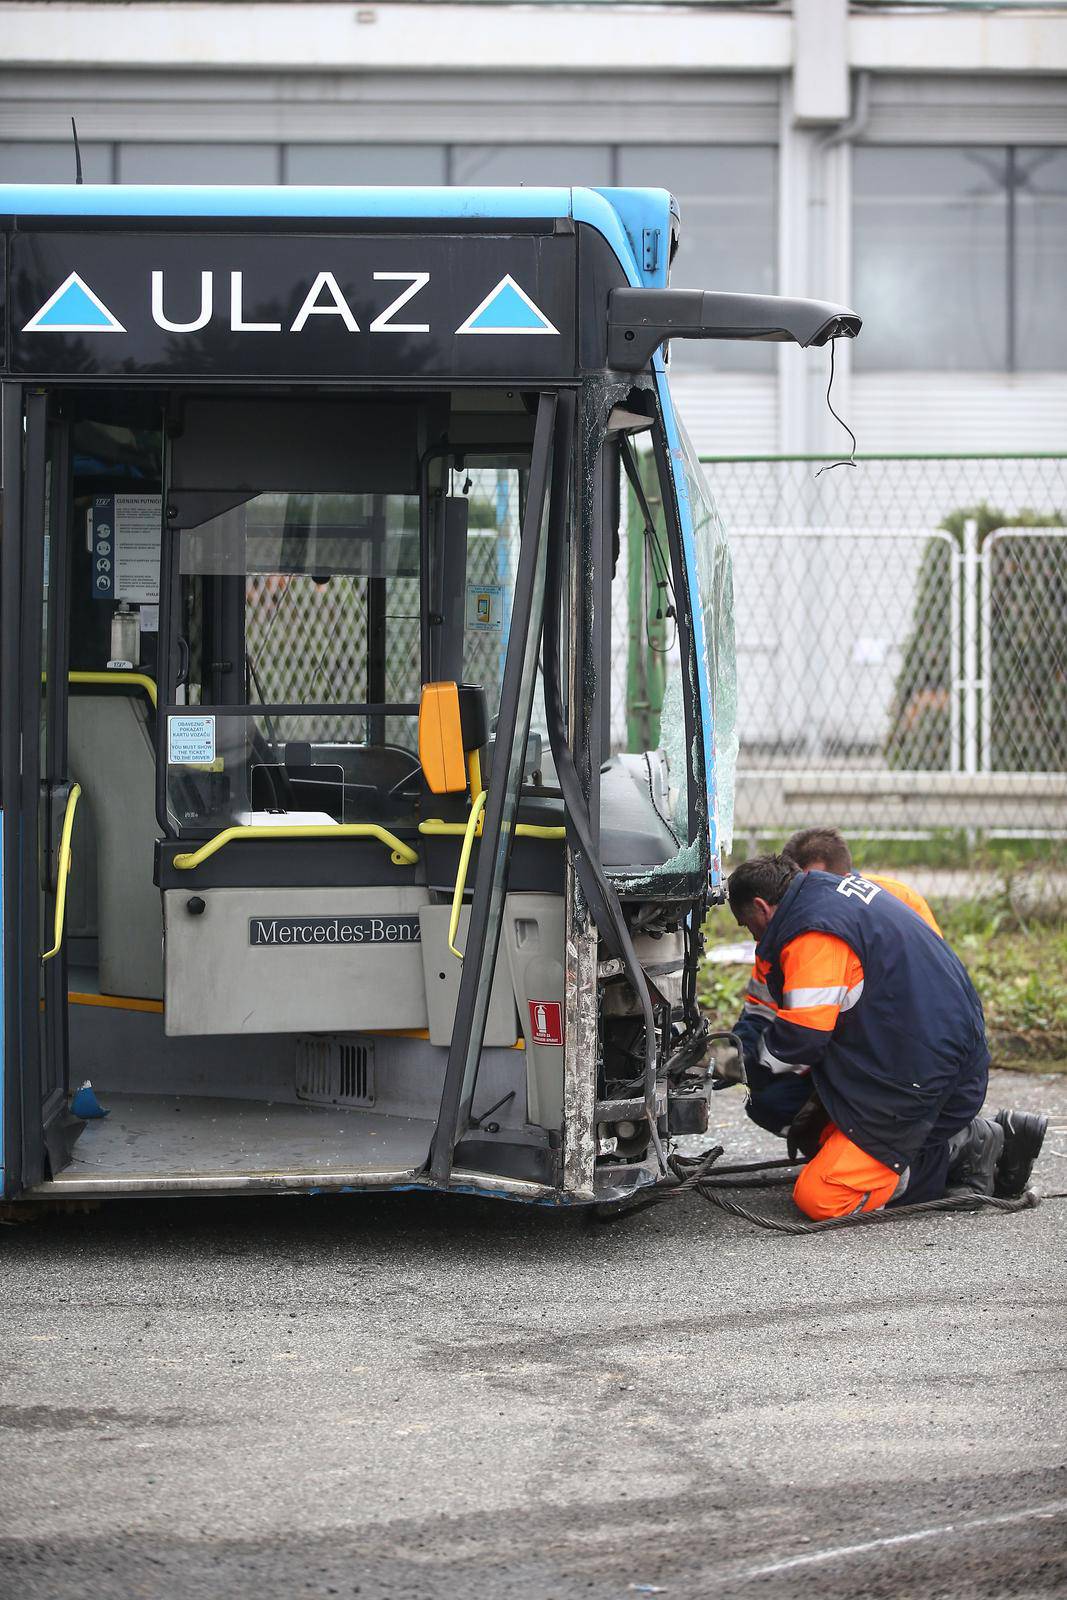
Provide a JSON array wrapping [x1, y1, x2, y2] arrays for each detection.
[[0, 183, 858, 1208]]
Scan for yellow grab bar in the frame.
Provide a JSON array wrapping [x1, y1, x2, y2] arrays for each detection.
[[172, 823, 419, 871], [448, 790, 487, 959], [68, 670, 157, 708], [42, 784, 81, 962], [421, 817, 566, 842]]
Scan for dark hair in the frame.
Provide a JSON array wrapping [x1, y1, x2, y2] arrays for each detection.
[[783, 826, 852, 875], [727, 854, 800, 915]]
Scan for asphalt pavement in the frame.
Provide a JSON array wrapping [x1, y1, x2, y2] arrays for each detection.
[[1, 1067, 1065, 1600]]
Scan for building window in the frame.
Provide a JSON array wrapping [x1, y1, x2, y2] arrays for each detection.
[[450, 145, 613, 188], [117, 143, 280, 184], [284, 145, 448, 185], [0, 140, 113, 183], [853, 145, 1067, 372], [619, 145, 778, 373]]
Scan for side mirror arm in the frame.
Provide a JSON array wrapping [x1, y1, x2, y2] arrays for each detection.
[[607, 288, 862, 371]]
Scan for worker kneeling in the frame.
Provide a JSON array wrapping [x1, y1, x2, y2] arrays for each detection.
[[727, 856, 1046, 1220]]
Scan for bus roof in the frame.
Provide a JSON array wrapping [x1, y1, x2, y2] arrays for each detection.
[[0, 183, 675, 289]]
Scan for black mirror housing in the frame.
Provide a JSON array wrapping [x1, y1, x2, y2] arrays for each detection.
[[607, 288, 862, 370]]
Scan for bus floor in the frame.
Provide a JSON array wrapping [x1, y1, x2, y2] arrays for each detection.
[[35, 1093, 436, 1196], [38, 982, 438, 1194]]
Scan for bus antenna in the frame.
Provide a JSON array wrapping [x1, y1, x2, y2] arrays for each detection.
[[71, 117, 84, 184]]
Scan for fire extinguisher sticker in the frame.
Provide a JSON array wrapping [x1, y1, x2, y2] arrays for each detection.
[[528, 1000, 564, 1047]]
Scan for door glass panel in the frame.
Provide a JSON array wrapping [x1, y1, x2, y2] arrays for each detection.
[[457, 463, 549, 748], [430, 394, 559, 1176], [454, 482, 551, 1116]]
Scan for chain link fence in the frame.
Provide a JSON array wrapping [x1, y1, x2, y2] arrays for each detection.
[[239, 471, 532, 749], [235, 459, 1067, 903], [620, 454, 1067, 905]]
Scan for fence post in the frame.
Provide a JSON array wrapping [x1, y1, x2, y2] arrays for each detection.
[[949, 533, 961, 775], [980, 529, 994, 773], [962, 518, 979, 777]]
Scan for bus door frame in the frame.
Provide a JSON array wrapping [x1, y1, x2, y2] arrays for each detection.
[[428, 390, 572, 1187], [1, 385, 75, 1196]]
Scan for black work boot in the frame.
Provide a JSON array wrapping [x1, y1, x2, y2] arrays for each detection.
[[945, 1116, 1004, 1197], [993, 1108, 1048, 1197]]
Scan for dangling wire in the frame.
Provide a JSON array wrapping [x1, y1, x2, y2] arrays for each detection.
[[814, 338, 858, 479]]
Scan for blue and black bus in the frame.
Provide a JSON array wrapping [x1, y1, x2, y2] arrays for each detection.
[[0, 183, 858, 1208]]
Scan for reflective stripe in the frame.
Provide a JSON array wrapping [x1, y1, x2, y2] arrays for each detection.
[[758, 1037, 811, 1077], [782, 985, 848, 1010], [746, 978, 775, 1006], [743, 996, 777, 1018], [840, 978, 865, 1012]]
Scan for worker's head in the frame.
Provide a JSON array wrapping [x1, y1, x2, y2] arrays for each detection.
[[727, 854, 801, 941], [783, 825, 852, 876]]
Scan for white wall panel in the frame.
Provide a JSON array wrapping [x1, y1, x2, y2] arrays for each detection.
[[666, 373, 778, 457], [853, 374, 1067, 453], [864, 74, 1067, 145], [0, 6, 793, 74], [0, 69, 781, 145]]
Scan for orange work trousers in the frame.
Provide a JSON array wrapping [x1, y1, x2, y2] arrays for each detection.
[[793, 1124, 903, 1220]]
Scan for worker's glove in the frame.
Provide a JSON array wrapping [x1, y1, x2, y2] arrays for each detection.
[[786, 1092, 830, 1162]]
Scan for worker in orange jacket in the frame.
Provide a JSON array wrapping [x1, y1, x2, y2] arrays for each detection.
[[783, 825, 941, 933], [730, 827, 941, 1138], [726, 855, 1045, 1218]]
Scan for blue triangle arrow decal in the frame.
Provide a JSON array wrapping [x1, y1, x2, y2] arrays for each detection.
[[23, 272, 126, 334], [456, 275, 558, 336]]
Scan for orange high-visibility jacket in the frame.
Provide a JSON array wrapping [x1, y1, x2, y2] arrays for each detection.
[[752, 870, 987, 1171], [736, 870, 940, 1050]]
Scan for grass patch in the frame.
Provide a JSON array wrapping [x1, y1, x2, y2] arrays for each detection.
[[700, 898, 1067, 1073], [938, 901, 1067, 1071], [728, 831, 1067, 873]]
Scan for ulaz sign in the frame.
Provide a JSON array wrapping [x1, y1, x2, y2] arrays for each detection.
[[23, 269, 559, 339], [8, 230, 576, 378]]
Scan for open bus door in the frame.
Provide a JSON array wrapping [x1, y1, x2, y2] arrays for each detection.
[[429, 391, 564, 1185], [1, 387, 79, 1194]]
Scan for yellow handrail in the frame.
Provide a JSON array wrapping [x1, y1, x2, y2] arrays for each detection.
[[420, 817, 566, 842], [42, 784, 81, 962], [172, 823, 419, 871], [448, 790, 487, 959], [68, 670, 157, 708]]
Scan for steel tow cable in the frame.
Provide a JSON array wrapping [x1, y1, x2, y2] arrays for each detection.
[[598, 1147, 1051, 1234]]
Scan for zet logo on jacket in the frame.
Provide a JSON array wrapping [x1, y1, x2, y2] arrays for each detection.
[[21, 269, 558, 337]]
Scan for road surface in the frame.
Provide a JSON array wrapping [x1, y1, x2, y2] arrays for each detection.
[[1, 1068, 1064, 1599]]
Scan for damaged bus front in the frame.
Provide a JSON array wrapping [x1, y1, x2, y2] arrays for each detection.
[[0, 183, 858, 1207]]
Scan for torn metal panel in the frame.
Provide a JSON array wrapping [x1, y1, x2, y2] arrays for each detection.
[[563, 880, 598, 1200]]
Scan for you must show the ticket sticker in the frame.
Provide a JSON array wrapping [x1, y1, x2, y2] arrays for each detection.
[[168, 714, 216, 765]]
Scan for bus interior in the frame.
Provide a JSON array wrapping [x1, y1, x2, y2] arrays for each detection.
[[42, 380, 697, 1195]]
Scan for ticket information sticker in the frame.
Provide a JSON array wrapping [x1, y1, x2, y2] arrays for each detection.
[[168, 714, 216, 766], [466, 582, 504, 632]]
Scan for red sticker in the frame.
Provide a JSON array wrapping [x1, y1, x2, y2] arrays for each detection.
[[528, 1000, 564, 1047]]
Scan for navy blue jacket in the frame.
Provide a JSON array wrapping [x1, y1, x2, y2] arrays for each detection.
[[755, 871, 989, 1172]]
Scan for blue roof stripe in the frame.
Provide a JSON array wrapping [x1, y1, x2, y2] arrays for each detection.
[[0, 182, 572, 220], [0, 183, 658, 288]]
